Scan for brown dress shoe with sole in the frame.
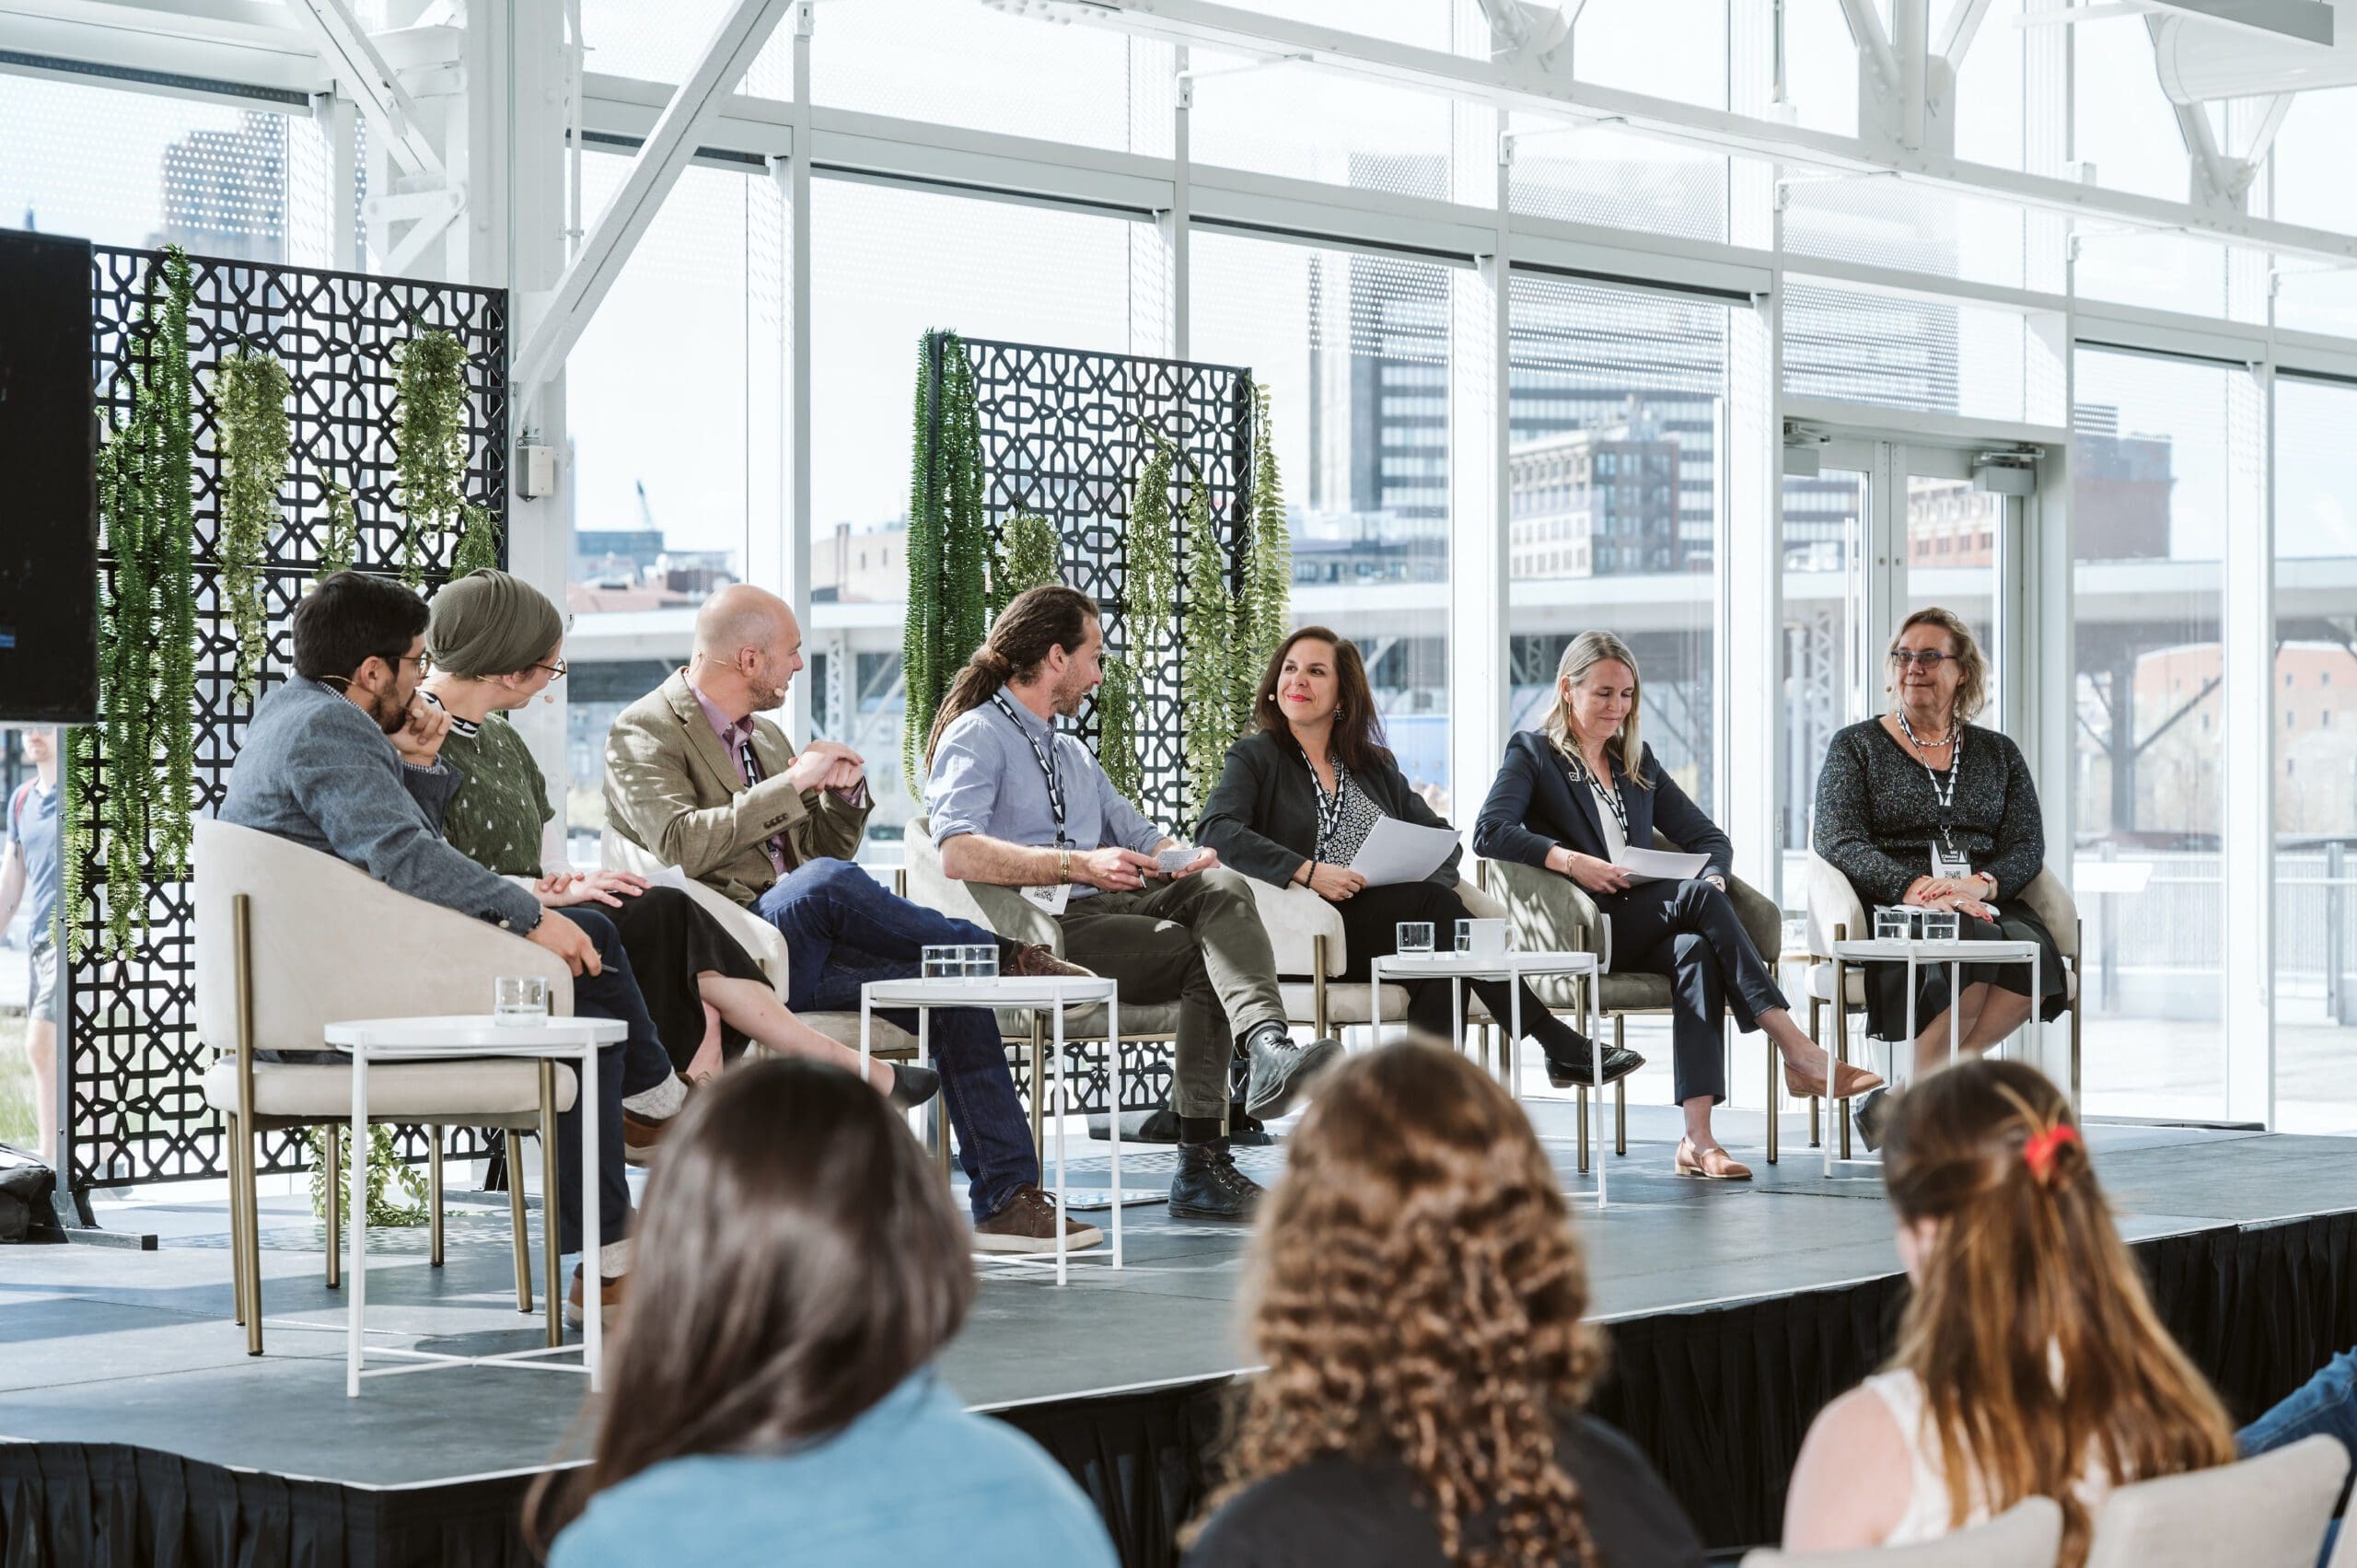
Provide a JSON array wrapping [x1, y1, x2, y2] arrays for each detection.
[[972, 1185, 1105, 1254]]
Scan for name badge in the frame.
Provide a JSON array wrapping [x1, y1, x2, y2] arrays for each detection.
[[1020, 881, 1072, 916], [1930, 840, 1973, 881]]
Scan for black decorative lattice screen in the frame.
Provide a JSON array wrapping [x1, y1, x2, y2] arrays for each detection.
[[955, 336, 1255, 830], [65, 247, 507, 1192]]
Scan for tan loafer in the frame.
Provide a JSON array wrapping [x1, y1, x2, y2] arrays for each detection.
[[1783, 1059, 1886, 1101], [1674, 1139, 1752, 1181]]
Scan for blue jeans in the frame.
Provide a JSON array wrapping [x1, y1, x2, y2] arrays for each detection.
[[2240, 1345, 2357, 1564], [755, 858, 1039, 1221], [556, 908, 676, 1255]]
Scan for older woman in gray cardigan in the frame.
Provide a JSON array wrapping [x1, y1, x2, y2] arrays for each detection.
[[1195, 627, 1641, 1086]]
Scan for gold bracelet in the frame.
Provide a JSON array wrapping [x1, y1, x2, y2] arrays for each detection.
[[1057, 847, 1071, 884]]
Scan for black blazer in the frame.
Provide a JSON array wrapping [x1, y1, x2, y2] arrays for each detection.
[[1471, 731, 1733, 880], [1195, 728, 1463, 890]]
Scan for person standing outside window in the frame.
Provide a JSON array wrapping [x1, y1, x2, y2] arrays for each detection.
[[0, 726, 61, 1164]]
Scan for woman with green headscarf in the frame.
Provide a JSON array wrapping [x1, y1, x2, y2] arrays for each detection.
[[422, 569, 936, 1121]]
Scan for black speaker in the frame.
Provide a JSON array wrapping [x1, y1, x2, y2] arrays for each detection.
[[0, 228, 98, 725]]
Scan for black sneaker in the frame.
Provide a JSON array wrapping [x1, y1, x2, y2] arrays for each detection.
[[1225, 1109, 1276, 1147], [887, 1063, 941, 1110], [1241, 1026, 1343, 1121], [1167, 1140, 1264, 1221], [1542, 1041, 1645, 1088]]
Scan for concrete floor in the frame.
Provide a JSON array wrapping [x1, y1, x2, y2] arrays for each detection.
[[4, 1097, 2348, 1493]]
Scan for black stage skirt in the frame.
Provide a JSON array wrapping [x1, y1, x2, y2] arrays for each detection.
[[605, 886, 768, 1074], [1861, 898, 2069, 1042]]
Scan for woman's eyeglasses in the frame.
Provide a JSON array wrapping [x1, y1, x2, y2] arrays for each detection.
[[532, 658, 569, 679], [1889, 650, 1959, 669]]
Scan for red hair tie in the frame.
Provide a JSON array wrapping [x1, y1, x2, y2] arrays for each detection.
[[2023, 1122, 2080, 1187]]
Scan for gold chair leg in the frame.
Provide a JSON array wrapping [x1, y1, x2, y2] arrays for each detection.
[[540, 1063, 563, 1349], [1576, 1085, 1591, 1173], [1808, 997, 1824, 1148], [1028, 1016, 1046, 1161], [323, 1124, 342, 1291], [239, 1120, 264, 1356], [1834, 957, 1853, 1161], [1766, 1039, 1779, 1166], [1611, 1016, 1628, 1156], [226, 1114, 248, 1327], [428, 1126, 445, 1268], [505, 1131, 533, 1314]]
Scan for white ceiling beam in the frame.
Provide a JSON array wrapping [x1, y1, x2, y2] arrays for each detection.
[[2142, 0, 2333, 41], [1937, 0, 1996, 63], [286, 0, 443, 178], [2240, 90, 2297, 167], [994, 0, 2357, 262], [2172, 100, 2245, 209], [1837, 0, 1905, 94], [512, 0, 794, 392]]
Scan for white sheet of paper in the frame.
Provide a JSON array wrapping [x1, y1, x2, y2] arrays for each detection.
[[1611, 845, 1711, 883], [643, 865, 694, 895], [1345, 818, 1461, 887]]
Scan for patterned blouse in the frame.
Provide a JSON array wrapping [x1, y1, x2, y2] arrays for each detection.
[[428, 701, 554, 877], [1307, 761, 1387, 866]]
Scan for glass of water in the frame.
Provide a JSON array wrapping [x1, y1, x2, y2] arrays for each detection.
[[1782, 914, 1811, 956], [1874, 906, 1913, 943], [922, 944, 999, 980], [1920, 910, 1961, 943], [493, 974, 550, 1027], [1396, 922, 1435, 955]]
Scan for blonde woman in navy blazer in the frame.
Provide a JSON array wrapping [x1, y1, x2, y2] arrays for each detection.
[[1474, 631, 1883, 1179]]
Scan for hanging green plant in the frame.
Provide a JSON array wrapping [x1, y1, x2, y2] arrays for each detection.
[[1122, 435, 1176, 663], [215, 348, 290, 704], [315, 471, 360, 581], [1178, 458, 1236, 817], [1097, 653, 1142, 801], [450, 502, 502, 579], [70, 246, 200, 960], [306, 1123, 431, 1228], [391, 327, 470, 588], [991, 511, 1062, 619], [1238, 378, 1294, 711], [902, 330, 989, 792]]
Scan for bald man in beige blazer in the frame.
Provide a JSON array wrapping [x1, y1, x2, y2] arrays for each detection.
[[602, 586, 1098, 1253]]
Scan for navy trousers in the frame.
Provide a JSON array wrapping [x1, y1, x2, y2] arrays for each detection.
[[1595, 878, 1788, 1106]]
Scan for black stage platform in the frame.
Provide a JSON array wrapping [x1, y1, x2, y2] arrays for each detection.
[[5, 1102, 2356, 1566]]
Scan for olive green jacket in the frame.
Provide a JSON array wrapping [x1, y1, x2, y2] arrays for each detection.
[[602, 669, 869, 906]]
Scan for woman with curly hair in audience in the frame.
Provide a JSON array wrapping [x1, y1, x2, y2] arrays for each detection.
[[1182, 1040, 1703, 1567], [1782, 1059, 2236, 1564]]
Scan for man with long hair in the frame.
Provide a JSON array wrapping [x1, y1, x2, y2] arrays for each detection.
[[604, 584, 1099, 1255], [923, 584, 1342, 1222]]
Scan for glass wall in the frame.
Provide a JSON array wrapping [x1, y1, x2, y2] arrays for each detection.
[[1781, 464, 1867, 904], [1191, 231, 1455, 809], [2271, 374, 2357, 1132], [1505, 274, 1727, 812], [2071, 347, 2234, 1121]]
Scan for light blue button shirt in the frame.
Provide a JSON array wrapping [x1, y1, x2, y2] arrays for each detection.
[[550, 1371, 1118, 1568], [925, 697, 1163, 899]]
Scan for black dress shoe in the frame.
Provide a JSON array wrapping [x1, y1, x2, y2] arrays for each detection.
[[887, 1063, 940, 1110], [1852, 1086, 1894, 1152], [1167, 1140, 1264, 1221], [1543, 1042, 1646, 1088]]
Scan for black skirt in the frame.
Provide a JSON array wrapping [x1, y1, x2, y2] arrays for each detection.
[[1860, 898, 2069, 1042], [604, 886, 769, 1074]]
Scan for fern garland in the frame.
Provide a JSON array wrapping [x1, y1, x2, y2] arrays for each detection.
[[216, 349, 290, 703], [316, 472, 359, 580], [992, 511, 1062, 618], [1239, 379, 1294, 711], [1122, 435, 1176, 661], [1178, 457, 1235, 817], [450, 502, 502, 579], [391, 328, 470, 588], [901, 330, 989, 792], [901, 336, 941, 791], [1097, 654, 1142, 801]]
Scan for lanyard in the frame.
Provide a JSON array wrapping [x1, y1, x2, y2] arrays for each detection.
[[1896, 709, 1964, 852], [1299, 747, 1352, 861], [990, 691, 1069, 847], [1566, 750, 1631, 841]]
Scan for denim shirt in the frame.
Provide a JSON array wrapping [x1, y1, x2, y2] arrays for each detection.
[[925, 697, 1163, 898], [550, 1371, 1117, 1568]]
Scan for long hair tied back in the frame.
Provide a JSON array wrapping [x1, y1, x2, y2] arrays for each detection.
[[923, 584, 1098, 765], [1880, 1061, 2234, 1567], [1187, 1042, 1604, 1567]]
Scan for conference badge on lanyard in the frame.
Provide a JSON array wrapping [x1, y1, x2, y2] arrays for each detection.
[[994, 691, 1074, 915]]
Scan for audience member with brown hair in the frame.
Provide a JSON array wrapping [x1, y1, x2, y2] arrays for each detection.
[[1182, 1040, 1704, 1567], [1782, 1059, 2236, 1563], [529, 1058, 1117, 1568]]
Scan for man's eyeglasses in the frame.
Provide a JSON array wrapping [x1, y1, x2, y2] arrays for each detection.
[[1889, 649, 1960, 669], [391, 653, 433, 676]]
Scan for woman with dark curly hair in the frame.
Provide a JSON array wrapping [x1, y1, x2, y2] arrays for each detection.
[[1182, 1041, 1703, 1567]]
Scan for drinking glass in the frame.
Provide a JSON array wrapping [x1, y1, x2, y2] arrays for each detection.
[[1874, 907, 1913, 943], [1396, 922, 1435, 955], [1919, 910, 1960, 943], [923, 944, 998, 980], [1782, 914, 1810, 956], [493, 975, 549, 1026]]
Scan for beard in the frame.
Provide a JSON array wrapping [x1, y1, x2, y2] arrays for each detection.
[[1052, 673, 1092, 716], [749, 674, 787, 713], [367, 687, 406, 734]]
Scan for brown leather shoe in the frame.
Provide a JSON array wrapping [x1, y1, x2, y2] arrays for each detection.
[[1004, 943, 1097, 981], [621, 1109, 669, 1167], [563, 1266, 625, 1329], [1783, 1057, 1886, 1101], [1673, 1139, 1752, 1181], [972, 1185, 1105, 1254]]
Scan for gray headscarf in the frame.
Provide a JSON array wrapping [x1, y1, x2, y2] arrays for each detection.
[[426, 569, 566, 679]]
